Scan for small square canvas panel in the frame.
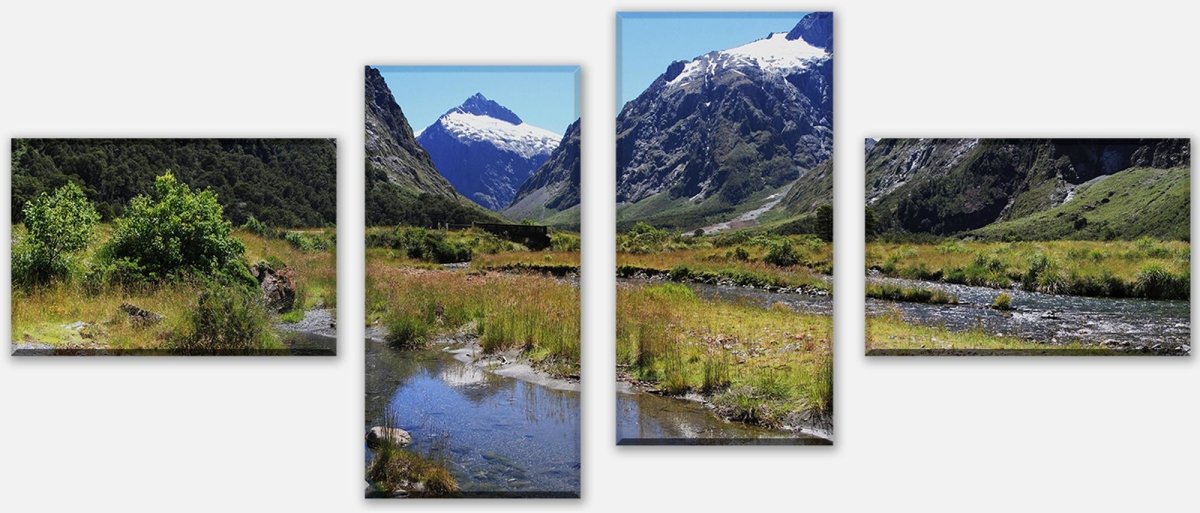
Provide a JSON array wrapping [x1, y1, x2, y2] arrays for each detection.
[[364, 65, 581, 497], [10, 138, 338, 356], [865, 138, 1190, 356], [615, 12, 834, 445]]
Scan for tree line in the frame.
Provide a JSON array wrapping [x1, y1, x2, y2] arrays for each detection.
[[11, 138, 337, 228]]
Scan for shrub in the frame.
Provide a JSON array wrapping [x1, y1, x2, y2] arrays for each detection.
[[169, 283, 277, 354], [13, 182, 99, 286], [241, 215, 271, 237], [733, 246, 750, 261], [991, 292, 1013, 311], [390, 227, 472, 263], [764, 240, 800, 267], [100, 172, 251, 286], [550, 231, 581, 252], [1133, 264, 1188, 300], [619, 222, 673, 254]]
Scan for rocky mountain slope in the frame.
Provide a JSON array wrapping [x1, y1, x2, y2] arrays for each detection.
[[866, 138, 1190, 238], [503, 119, 581, 224], [364, 66, 498, 226], [417, 93, 560, 211], [616, 12, 833, 230]]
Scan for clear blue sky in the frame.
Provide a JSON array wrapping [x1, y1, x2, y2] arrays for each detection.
[[617, 12, 811, 111], [376, 66, 579, 135]]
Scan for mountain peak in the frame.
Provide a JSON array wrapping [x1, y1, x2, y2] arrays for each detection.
[[452, 93, 523, 125], [786, 12, 833, 51]]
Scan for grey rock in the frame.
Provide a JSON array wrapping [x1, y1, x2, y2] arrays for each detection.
[[366, 426, 412, 449]]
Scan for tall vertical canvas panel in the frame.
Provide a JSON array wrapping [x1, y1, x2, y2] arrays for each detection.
[[364, 65, 582, 497], [615, 12, 835, 445]]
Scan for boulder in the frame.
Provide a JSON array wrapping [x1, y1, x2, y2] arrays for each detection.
[[251, 261, 296, 313], [366, 426, 412, 449], [119, 302, 162, 327]]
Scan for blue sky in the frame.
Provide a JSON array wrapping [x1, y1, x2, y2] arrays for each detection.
[[617, 12, 812, 111], [375, 66, 579, 135]]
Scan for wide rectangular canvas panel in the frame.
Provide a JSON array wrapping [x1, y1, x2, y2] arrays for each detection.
[[864, 138, 1190, 356], [364, 65, 581, 497], [615, 12, 834, 445], [10, 138, 338, 356]]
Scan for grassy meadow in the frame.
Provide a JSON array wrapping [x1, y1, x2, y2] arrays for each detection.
[[615, 223, 834, 431], [366, 226, 581, 377], [11, 226, 336, 352], [867, 239, 1189, 300], [617, 283, 832, 428]]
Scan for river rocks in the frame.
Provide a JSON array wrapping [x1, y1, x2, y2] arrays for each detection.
[[119, 302, 162, 327], [251, 261, 296, 313], [366, 426, 412, 448]]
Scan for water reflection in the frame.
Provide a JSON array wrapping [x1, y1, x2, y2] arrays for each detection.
[[365, 340, 580, 496]]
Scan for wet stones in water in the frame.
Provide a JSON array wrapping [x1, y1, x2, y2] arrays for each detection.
[[119, 302, 162, 327], [366, 426, 413, 448], [251, 261, 296, 313]]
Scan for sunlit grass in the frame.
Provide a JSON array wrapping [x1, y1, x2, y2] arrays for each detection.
[[616, 282, 832, 428], [866, 239, 1189, 299], [367, 250, 580, 377], [11, 226, 335, 350], [865, 309, 1117, 355]]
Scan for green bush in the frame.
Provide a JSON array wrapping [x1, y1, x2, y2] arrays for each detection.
[[619, 222, 673, 254], [1133, 264, 1188, 300], [385, 314, 432, 349], [241, 215, 272, 237], [388, 227, 472, 263], [169, 284, 277, 354], [550, 231, 581, 252], [764, 240, 800, 267], [13, 182, 99, 286], [99, 172, 251, 286]]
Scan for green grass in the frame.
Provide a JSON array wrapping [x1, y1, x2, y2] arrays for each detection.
[[866, 283, 957, 304], [867, 239, 1189, 300], [11, 227, 334, 351], [617, 282, 832, 429], [616, 233, 832, 293], [968, 167, 1190, 241], [991, 292, 1013, 310], [366, 248, 580, 377], [866, 309, 1117, 355]]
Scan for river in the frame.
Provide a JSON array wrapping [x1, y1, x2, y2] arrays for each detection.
[[866, 275, 1190, 353], [365, 339, 580, 497]]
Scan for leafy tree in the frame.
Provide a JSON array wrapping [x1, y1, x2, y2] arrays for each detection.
[[764, 239, 800, 267], [12, 182, 100, 285], [814, 204, 834, 242], [99, 172, 252, 286]]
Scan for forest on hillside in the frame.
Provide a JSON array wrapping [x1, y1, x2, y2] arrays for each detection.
[[11, 138, 337, 228]]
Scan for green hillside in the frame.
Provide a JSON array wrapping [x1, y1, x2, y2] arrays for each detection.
[[968, 167, 1189, 241]]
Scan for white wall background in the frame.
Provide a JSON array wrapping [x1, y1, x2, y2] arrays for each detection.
[[1, 0, 1196, 511]]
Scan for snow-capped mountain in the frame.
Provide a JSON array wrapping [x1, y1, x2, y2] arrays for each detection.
[[417, 93, 561, 210], [616, 12, 833, 229]]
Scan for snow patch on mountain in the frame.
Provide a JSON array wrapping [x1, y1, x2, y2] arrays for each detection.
[[435, 111, 560, 159], [669, 32, 828, 86]]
